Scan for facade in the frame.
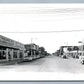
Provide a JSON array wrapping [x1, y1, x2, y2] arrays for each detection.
[[59, 46, 72, 55], [24, 44, 39, 58], [0, 35, 25, 62], [54, 46, 79, 58], [0, 35, 48, 63], [25, 43, 39, 51], [61, 46, 79, 58], [24, 44, 48, 59]]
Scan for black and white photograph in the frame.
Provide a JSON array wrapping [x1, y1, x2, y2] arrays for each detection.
[[0, 3, 84, 80]]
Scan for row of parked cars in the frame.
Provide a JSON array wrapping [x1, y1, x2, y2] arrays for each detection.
[[53, 51, 84, 64], [61, 52, 84, 64]]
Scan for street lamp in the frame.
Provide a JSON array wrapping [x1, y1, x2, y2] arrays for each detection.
[[31, 38, 37, 58]]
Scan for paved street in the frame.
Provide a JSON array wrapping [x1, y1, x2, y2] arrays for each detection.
[[0, 55, 84, 73]]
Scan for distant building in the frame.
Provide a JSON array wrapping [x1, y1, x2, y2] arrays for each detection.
[[59, 46, 73, 55], [61, 46, 79, 58], [54, 46, 79, 58], [24, 44, 39, 57]]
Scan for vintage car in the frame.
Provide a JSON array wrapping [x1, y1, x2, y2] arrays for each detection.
[[61, 54, 68, 59]]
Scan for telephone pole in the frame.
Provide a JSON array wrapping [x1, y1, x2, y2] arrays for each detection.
[[31, 38, 37, 57]]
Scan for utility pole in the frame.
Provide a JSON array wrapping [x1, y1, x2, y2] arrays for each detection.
[[31, 38, 33, 57], [31, 38, 37, 58]]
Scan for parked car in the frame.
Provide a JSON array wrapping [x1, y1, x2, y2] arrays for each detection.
[[72, 55, 75, 58], [76, 55, 79, 59], [62, 55, 68, 59]]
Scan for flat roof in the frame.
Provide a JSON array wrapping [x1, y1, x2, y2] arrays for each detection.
[[0, 35, 25, 50]]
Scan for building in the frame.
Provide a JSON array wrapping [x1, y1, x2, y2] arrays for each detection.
[[25, 43, 39, 51], [54, 46, 79, 58], [24, 44, 39, 58], [24, 44, 48, 58], [0, 35, 25, 62], [60, 46, 79, 58]]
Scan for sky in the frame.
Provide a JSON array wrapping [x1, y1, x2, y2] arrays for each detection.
[[0, 4, 84, 53]]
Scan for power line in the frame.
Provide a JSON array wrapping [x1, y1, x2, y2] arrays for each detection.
[[0, 29, 84, 33]]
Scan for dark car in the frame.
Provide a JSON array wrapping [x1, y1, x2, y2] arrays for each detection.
[[62, 55, 68, 59]]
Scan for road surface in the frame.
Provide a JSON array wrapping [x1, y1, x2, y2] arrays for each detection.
[[0, 55, 84, 73]]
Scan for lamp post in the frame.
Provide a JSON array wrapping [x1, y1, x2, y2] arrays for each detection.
[[31, 38, 37, 58], [31, 38, 33, 58]]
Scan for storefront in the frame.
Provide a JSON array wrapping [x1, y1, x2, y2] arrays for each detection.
[[0, 35, 25, 62]]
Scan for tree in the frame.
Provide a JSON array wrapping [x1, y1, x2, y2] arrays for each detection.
[[39, 47, 45, 56], [55, 50, 61, 56]]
